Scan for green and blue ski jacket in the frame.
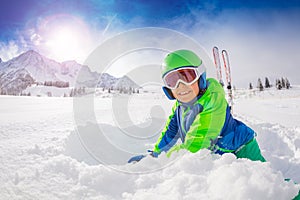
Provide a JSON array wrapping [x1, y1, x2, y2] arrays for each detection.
[[153, 78, 256, 157]]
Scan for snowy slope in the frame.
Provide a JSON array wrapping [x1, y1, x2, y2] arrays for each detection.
[[0, 50, 139, 96], [0, 86, 300, 199], [0, 50, 73, 83], [0, 50, 96, 94], [234, 86, 300, 183]]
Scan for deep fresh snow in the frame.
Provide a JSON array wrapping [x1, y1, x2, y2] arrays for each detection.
[[0, 86, 300, 199]]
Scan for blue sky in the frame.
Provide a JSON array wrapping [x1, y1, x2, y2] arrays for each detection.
[[1, 0, 299, 35], [0, 0, 300, 86]]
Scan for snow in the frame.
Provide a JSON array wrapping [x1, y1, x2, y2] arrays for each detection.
[[23, 85, 72, 97], [0, 50, 139, 96], [0, 86, 300, 199]]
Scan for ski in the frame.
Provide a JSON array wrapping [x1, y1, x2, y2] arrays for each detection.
[[221, 49, 233, 112], [212, 46, 224, 86], [213, 46, 234, 112]]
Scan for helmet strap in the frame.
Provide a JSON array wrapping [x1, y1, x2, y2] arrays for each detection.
[[162, 86, 175, 100], [198, 72, 207, 90]]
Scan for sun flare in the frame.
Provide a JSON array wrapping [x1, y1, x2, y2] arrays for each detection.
[[37, 14, 92, 62], [46, 27, 81, 61]]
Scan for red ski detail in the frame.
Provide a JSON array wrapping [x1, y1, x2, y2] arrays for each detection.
[[221, 49, 233, 112], [221, 50, 232, 88], [213, 46, 224, 86]]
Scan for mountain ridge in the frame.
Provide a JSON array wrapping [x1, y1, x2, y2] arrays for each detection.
[[0, 50, 139, 95]]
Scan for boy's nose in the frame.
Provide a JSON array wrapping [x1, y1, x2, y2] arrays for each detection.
[[177, 82, 187, 89]]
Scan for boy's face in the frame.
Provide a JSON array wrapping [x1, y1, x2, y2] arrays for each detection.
[[171, 81, 199, 103]]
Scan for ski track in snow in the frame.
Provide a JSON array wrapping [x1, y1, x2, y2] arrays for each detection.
[[0, 87, 300, 200]]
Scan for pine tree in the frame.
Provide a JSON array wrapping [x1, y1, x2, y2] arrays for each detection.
[[78, 87, 82, 95], [74, 88, 77, 96], [285, 78, 291, 89], [70, 89, 74, 97], [128, 87, 132, 95], [276, 79, 282, 90], [265, 77, 271, 88], [257, 78, 264, 91], [281, 77, 286, 88]]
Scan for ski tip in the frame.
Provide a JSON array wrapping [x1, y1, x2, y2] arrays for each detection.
[[222, 49, 228, 54]]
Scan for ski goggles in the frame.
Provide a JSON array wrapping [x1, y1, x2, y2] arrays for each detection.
[[162, 67, 201, 90]]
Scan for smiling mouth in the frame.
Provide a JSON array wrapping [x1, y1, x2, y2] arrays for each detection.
[[178, 90, 192, 96]]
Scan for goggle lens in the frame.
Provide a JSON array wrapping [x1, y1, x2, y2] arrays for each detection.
[[164, 68, 199, 89]]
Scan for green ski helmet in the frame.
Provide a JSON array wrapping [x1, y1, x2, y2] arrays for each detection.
[[161, 49, 207, 100]]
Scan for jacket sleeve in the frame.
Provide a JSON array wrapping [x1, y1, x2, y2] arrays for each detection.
[[153, 102, 180, 154], [168, 81, 228, 155]]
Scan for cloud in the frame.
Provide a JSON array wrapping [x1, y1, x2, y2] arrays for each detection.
[[1, 1, 299, 87], [180, 8, 300, 87], [0, 40, 22, 62], [82, 5, 300, 87]]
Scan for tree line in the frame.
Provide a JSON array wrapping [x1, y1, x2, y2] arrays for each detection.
[[101, 86, 140, 94], [249, 77, 291, 91], [43, 81, 69, 88]]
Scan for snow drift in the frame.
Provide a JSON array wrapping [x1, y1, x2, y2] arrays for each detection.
[[0, 86, 300, 199]]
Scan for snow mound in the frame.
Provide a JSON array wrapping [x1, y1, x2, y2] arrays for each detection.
[[121, 151, 299, 200], [1, 86, 300, 199], [64, 121, 163, 165], [40, 150, 299, 200]]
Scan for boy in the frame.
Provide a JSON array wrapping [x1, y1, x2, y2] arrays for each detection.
[[128, 49, 265, 163]]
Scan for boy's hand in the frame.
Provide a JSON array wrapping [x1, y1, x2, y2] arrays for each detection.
[[148, 150, 159, 158]]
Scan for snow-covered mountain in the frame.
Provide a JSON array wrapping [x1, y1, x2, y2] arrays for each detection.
[[0, 50, 139, 95], [97, 73, 139, 90]]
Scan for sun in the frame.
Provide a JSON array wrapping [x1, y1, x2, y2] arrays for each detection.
[[46, 26, 82, 61], [36, 14, 92, 62]]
